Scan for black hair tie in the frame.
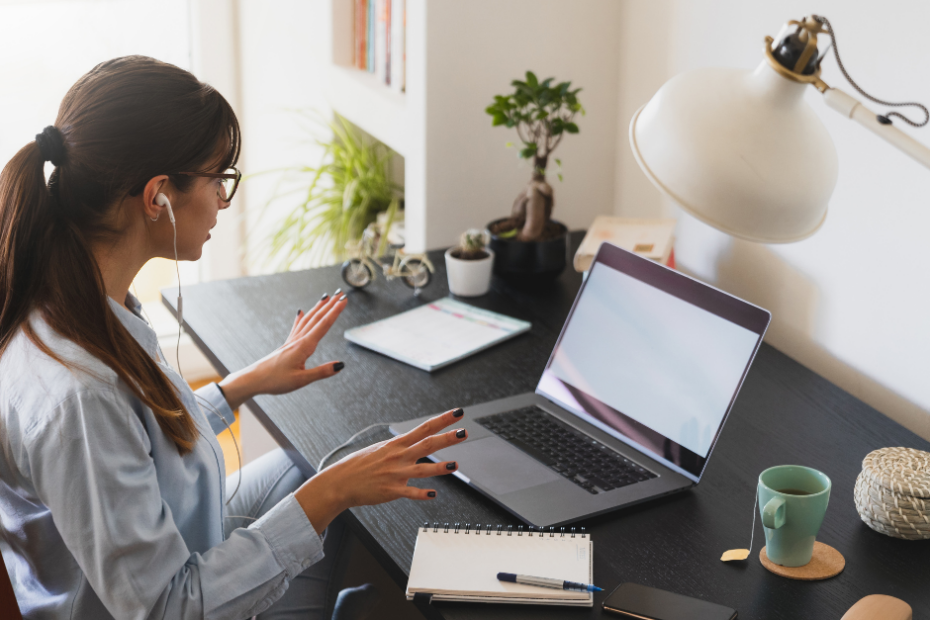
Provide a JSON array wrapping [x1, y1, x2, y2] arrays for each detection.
[[35, 125, 65, 166]]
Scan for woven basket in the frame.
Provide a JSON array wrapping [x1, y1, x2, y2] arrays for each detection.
[[854, 447, 930, 541]]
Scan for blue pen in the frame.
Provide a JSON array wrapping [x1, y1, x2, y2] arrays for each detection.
[[497, 572, 603, 592]]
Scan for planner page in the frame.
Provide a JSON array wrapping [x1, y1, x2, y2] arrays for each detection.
[[406, 526, 592, 604], [344, 297, 531, 371]]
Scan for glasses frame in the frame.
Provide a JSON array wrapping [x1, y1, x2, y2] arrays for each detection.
[[176, 166, 242, 202]]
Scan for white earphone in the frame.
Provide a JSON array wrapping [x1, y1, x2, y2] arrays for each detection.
[[155, 192, 175, 224], [154, 193, 183, 349]]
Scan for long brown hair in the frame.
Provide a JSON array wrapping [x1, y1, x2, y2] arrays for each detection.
[[0, 56, 241, 454]]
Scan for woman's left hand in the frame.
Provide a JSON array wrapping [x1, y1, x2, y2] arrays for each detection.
[[218, 291, 348, 409]]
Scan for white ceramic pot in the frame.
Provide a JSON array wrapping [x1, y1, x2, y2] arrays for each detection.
[[444, 248, 494, 297]]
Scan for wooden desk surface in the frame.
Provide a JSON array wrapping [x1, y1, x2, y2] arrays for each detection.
[[166, 233, 929, 619]]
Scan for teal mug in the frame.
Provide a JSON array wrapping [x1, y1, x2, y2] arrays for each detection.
[[758, 465, 831, 567]]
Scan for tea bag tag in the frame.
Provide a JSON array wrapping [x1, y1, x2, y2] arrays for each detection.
[[721, 490, 758, 562], [721, 549, 750, 562]]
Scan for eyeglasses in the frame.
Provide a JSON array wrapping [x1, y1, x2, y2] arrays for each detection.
[[176, 166, 242, 202]]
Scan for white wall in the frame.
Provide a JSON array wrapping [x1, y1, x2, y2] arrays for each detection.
[[237, 0, 333, 273], [419, 0, 622, 250], [615, 0, 930, 440]]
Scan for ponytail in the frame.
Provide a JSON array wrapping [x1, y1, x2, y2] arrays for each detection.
[[0, 56, 241, 454]]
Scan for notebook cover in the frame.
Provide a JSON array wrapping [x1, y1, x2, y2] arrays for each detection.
[[406, 526, 593, 607], [344, 297, 531, 372]]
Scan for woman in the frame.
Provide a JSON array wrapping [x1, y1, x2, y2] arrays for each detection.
[[0, 56, 466, 619]]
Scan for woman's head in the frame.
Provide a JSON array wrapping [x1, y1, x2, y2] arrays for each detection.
[[55, 54, 240, 260], [0, 55, 241, 453]]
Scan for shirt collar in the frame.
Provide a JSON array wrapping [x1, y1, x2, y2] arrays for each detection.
[[107, 292, 159, 357]]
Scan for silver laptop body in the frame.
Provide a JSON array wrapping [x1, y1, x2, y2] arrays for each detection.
[[390, 242, 771, 527]]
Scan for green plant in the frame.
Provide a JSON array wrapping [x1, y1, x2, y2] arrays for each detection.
[[456, 228, 489, 260], [485, 71, 583, 242], [259, 113, 402, 270]]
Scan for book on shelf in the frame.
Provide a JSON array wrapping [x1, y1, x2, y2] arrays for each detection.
[[574, 216, 676, 272], [353, 0, 405, 89], [375, 0, 388, 84], [354, 0, 367, 70], [367, 0, 374, 73], [384, 0, 391, 86]]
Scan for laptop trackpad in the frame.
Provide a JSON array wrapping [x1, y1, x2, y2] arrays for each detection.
[[438, 436, 562, 496]]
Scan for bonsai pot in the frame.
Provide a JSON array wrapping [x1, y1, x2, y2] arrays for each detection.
[[488, 218, 568, 285], [445, 248, 494, 297]]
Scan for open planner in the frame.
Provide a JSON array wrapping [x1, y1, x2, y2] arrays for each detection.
[[344, 297, 531, 371], [406, 523, 594, 606]]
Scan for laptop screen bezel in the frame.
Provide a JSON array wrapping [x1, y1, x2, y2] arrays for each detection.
[[536, 242, 771, 483]]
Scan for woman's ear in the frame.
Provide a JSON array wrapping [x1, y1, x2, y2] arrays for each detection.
[[142, 175, 172, 222]]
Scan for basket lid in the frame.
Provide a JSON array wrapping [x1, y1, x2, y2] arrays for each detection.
[[861, 447, 930, 499]]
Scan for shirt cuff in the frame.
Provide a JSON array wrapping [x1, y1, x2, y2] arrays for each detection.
[[195, 382, 237, 436], [252, 493, 325, 580]]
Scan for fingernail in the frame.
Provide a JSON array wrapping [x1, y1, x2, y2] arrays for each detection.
[[297, 309, 302, 316], [333, 361, 345, 372], [333, 288, 342, 296], [452, 408, 464, 418], [427, 491, 436, 498], [339, 294, 347, 302], [446, 462, 457, 470], [320, 293, 329, 301]]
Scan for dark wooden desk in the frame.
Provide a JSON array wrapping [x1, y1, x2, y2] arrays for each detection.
[[166, 233, 929, 620]]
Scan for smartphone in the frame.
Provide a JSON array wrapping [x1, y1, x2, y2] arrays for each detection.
[[603, 582, 737, 620]]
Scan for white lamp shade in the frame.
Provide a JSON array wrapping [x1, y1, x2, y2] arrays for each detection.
[[630, 62, 839, 243]]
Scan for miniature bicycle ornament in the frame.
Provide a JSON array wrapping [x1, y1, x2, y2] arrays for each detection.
[[341, 224, 435, 293]]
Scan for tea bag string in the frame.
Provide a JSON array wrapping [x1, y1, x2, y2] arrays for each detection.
[[721, 488, 758, 562]]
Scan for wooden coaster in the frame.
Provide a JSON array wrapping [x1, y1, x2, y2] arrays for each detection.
[[759, 542, 845, 580]]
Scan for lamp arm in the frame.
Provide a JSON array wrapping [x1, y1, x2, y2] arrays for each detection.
[[822, 87, 930, 170]]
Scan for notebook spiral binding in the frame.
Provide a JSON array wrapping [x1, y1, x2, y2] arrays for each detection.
[[422, 522, 587, 538]]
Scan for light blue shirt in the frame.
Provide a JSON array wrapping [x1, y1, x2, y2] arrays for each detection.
[[0, 294, 324, 619]]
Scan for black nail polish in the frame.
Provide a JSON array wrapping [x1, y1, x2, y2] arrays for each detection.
[[446, 462, 457, 470], [333, 361, 345, 372], [452, 408, 464, 418], [297, 309, 302, 316], [333, 288, 342, 296], [320, 293, 329, 301], [427, 491, 436, 498], [455, 429, 466, 439], [339, 294, 347, 301]]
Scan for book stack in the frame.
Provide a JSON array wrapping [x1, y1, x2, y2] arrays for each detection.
[[354, 0, 405, 92], [574, 216, 676, 272]]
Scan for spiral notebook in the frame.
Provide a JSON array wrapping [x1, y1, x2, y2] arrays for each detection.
[[344, 297, 531, 371], [406, 523, 593, 606]]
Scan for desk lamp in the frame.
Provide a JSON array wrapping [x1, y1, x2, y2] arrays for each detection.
[[629, 15, 930, 243]]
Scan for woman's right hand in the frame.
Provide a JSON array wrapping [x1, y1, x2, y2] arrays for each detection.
[[295, 408, 468, 534]]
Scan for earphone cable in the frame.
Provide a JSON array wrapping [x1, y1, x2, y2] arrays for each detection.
[[317, 423, 393, 472], [195, 393, 243, 506], [173, 220, 183, 378]]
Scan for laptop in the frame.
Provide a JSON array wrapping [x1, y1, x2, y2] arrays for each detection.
[[390, 242, 771, 526]]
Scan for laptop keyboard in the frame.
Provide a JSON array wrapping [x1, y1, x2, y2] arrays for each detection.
[[476, 406, 657, 494]]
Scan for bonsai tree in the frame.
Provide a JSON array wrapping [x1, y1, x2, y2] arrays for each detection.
[[486, 71, 583, 242]]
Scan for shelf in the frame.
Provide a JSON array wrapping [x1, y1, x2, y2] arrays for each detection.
[[326, 64, 407, 156]]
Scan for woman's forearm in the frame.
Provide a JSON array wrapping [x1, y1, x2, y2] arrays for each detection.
[[218, 367, 263, 410], [295, 469, 349, 536]]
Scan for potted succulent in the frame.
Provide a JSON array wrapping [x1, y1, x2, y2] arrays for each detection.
[[485, 71, 583, 283], [445, 229, 494, 297]]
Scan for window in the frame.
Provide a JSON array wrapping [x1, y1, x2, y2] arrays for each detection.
[[0, 0, 197, 308]]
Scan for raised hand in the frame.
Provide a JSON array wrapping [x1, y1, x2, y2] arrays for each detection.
[[296, 408, 469, 534], [218, 291, 348, 409]]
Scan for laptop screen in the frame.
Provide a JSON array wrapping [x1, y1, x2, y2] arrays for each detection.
[[536, 242, 770, 482]]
